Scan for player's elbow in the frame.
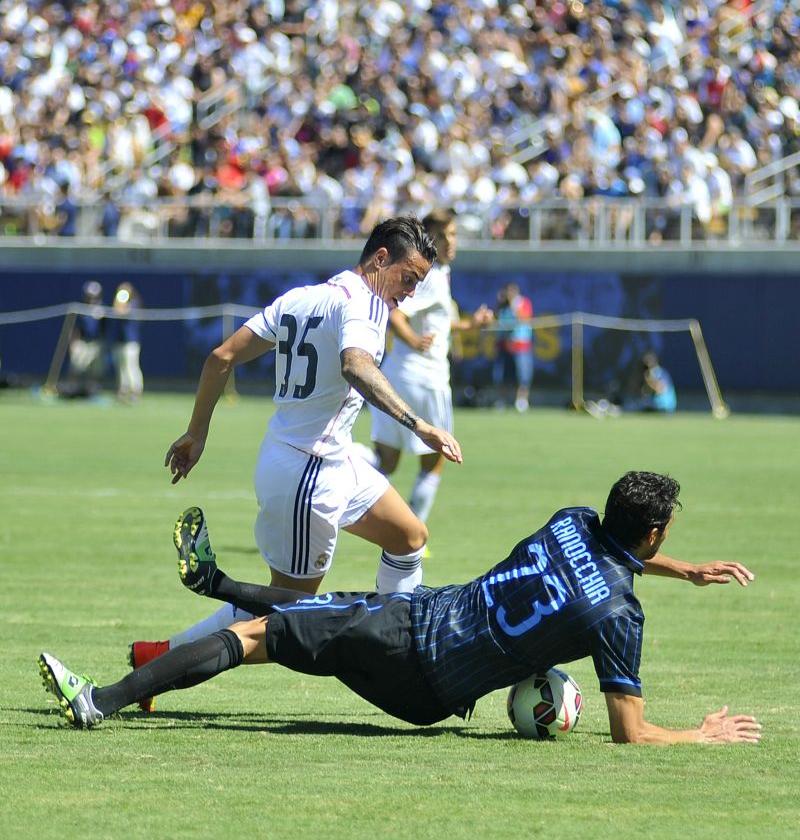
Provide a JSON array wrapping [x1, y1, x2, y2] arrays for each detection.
[[340, 349, 371, 385], [609, 723, 661, 745], [339, 357, 357, 383], [610, 728, 641, 744], [208, 345, 235, 374], [607, 713, 648, 744]]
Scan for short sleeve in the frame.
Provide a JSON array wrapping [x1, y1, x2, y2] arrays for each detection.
[[516, 297, 533, 319], [398, 269, 442, 318], [339, 294, 388, 359], [591, 614, 643, 697], [244, 301, 278, 340]]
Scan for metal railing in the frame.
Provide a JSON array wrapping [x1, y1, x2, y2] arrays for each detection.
[[746, 150, 800, 205], [95, 80, 256, 192], [2, 195, 800, 246]]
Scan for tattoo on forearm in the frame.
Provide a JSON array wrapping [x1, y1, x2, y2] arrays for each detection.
[[399, 411, 418, 430], [342, 349, 420, 430]]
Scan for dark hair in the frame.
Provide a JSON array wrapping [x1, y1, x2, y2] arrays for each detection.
[[602, 471, 681, 548], [359, 216, 437, 266], [641, 351, 659, 370], [422, 208, 455, 239]]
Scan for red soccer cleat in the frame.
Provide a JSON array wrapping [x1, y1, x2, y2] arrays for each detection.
[[128, 640, 169, 713]]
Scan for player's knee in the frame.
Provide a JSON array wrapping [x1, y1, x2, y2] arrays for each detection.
[[379, 518, 428, 555], [404, 520, 428, 553]]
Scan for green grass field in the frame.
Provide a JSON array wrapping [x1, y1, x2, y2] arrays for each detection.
[[1, 392, 798, 838]]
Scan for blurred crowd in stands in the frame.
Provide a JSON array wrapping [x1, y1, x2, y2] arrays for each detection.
[[1, 0, 800, 240]]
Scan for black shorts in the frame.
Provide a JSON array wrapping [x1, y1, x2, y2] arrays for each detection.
[[265, 591, 452, 726]]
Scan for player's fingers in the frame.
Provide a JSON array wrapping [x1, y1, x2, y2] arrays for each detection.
[[727, 563, 754, 585], [735, 725, 762, 737], [732, 729, 762, 741], [442, 443, 462, 463], [164, 446, 174, 467], [708, 563, 748, 586], [445, 438, 462, 463], [169, 458, 185, 480], [731, 732, 761, 744], [736, 723, 761, 738], [730, 715, 760, 725]]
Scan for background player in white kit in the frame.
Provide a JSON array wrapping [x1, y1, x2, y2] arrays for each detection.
[[362, 209, 492, 532], [130, 218, 461, 707]]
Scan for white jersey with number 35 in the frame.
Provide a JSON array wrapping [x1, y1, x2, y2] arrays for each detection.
[[245, 270, 388, 459]]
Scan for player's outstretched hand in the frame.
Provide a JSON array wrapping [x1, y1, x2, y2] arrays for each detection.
[[165, 433, 206, 484], [472, 304, 494, 327], [688, 561, 755, 587], [699, 706, 762, 744], [415, 421, 463, 464]]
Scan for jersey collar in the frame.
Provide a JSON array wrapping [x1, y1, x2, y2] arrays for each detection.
[[573, 508, 645, 575], [599, 530, 645, 575]]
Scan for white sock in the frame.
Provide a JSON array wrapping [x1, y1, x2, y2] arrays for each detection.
[[376, 549, 424, 593], [168, 604, 255, 648], [409, 471, 441, 523]]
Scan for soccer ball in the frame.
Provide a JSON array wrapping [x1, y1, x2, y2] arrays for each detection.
[[507, 668, 583, 740]]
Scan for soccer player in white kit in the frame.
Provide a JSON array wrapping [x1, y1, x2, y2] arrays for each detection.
[[365, 210, 492, 530], [129, 218, 461, 710]]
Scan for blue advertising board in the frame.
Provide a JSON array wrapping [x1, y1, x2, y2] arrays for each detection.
[[1, 266, 797, 392]]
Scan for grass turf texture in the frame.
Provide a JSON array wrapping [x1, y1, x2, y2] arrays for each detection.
[[1, 391, 797, 839]]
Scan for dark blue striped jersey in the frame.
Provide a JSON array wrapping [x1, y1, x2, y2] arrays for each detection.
[[411, 507, 645, 713]]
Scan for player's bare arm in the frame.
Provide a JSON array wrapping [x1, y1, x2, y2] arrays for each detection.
[[165, 326, 275, 483], [604, 692, 761, 745], [389, 309, 434, 352], [644, 553, 754, 586], [451, 303, 495, 333], [340, 347, 462, 463]]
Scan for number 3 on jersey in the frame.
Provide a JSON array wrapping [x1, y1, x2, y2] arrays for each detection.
[[278, 314, 323, 399]]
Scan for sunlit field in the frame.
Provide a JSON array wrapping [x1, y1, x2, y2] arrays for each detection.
[[1, 392, 797, 839]]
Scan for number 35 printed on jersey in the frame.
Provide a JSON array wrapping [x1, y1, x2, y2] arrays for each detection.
[[278, 314, 323, 399]]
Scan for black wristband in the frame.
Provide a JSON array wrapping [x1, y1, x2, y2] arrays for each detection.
[[399, 411, 418, 430]]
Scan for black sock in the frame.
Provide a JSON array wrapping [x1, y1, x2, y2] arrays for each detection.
[[210, 572, 305, 616], [92, 629, 244, 716]]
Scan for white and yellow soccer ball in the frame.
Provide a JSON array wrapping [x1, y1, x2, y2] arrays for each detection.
[[507, 668, 583, 739]]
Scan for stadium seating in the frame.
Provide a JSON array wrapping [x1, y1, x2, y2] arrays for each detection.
[[1, 0, 798, 240]]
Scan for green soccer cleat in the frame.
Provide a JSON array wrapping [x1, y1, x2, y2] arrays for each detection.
[[174, 506, 218, 595], [38, 652, 104, 729]]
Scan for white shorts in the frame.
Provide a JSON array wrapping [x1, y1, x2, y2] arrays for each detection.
[[253, 439, 390, 579], [370, 378, 453, 455]]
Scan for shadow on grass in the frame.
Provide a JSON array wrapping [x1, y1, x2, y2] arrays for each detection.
[[17, 706, 530, 739]]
